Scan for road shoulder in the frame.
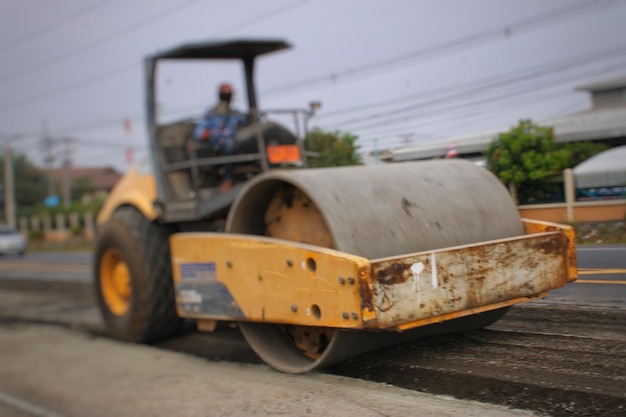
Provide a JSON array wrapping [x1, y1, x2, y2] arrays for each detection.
[[0, 322, 538, 417]]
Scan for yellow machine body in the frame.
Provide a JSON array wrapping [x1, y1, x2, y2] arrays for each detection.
[[170, 219, 576, 332], [97, 166, 157, 225]]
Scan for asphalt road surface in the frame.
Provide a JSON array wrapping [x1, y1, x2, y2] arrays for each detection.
[[0, 245, 624, 417], [2, 245, 624, 307], [546, 245, 626, 307]]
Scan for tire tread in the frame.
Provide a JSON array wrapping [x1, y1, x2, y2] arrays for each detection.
[[95, 206, 182, 342]]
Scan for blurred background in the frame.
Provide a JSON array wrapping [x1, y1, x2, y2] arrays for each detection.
[[1, 0, 625, 237], [2, 0, 625, 167]]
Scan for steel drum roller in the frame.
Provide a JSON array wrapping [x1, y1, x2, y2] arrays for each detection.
[[227, 159, 523, 373]]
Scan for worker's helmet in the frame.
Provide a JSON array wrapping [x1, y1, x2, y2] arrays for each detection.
[[218, 83, 233, 102]]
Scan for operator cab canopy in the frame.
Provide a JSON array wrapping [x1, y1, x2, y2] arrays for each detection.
[[147, 39, 291, 60], [145, 39, 292, 113]]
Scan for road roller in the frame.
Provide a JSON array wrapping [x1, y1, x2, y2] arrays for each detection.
[[94, 39, 577, 374]]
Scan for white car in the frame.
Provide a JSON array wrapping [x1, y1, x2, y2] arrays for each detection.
[[0, 225, 27, 255]]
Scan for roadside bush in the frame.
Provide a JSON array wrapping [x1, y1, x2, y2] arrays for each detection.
[[29, 230, 44, 239]]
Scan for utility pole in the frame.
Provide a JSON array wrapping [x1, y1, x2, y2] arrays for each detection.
[[373, 138, 380, 164], [124, 117, 134, 168], [62, 137, 73, 207], [42, 121, 56, 197], [3, 136, 16, 229]]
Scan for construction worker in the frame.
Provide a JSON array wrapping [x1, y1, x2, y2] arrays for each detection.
[[193, 83, 248, 192]]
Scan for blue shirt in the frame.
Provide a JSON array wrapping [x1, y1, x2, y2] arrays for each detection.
[[194, 107, 247, 144]]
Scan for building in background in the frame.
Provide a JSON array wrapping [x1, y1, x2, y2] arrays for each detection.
[[50, 166, 122, 203], [385, 77, 626, 164]]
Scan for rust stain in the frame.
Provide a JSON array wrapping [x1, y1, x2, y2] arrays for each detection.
[[369, 227, 572, 329], [522, 218, 577, 281], [444, 296, 462, 304], [534, 236, 565, 256], [376, 287, 395, 313], [374, 262, 410, 285], [359, 267, 374, 312], [442, 271, 452, 284]]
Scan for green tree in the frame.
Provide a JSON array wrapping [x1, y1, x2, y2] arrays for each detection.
[[72, 177, 92, 202], [305, 129, 362, 167], [485, 119, 607, 203], [0, 152, 47, 208], [560, 140, 608, 167]]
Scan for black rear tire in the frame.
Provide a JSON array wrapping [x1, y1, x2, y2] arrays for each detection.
[[94, 206, 182, 342]]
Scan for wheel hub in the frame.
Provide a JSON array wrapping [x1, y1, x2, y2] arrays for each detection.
[[100, 249, 131, 316], [284, 325, 334, 359]]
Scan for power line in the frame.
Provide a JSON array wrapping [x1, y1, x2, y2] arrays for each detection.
[[0, 63, 136, 113], [0, 0, 310, 113], [346, 67, 614, 136], [0, 0, 201, 85], [314, 44, 626, 123], [2, 2, 623, 153], [355, 87, 576, 145], [349, 60, 626, 143], [262, 0, 623, 96], [11, 130, 150, 155], [0, 0, 110, 54], [10, 43, 626, 150], [71, 137, 149, 150], [10, 48, 625, 149], [320, 53, 626, 133], [1, 0, 613, 118], [59, 68, 606, 153], [160, 1, 626, 121], [79, 147, 147, 166], [130, 41, 626, 128], [352, 63, 624, 140], [216, 0, 309, 35], [12, 114, 148, 146]]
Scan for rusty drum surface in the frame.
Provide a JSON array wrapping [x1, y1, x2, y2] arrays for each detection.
[[228, 159, 523, 258]]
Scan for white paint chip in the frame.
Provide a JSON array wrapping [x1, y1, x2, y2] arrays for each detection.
[[410, 262, 424, 292], [431, 253, 438, 289], [410, 262, 425, 275]]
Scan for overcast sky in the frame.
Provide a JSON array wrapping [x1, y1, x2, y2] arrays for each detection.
[[1, 0, 626, 173]]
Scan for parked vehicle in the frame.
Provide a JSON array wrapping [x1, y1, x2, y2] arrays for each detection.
[[0, 225, 27, 255]]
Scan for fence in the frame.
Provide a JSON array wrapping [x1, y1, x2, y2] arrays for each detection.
[[518, 169, 626, 223], [18, 211, 95, 241], [14, 168, 625, 242]]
